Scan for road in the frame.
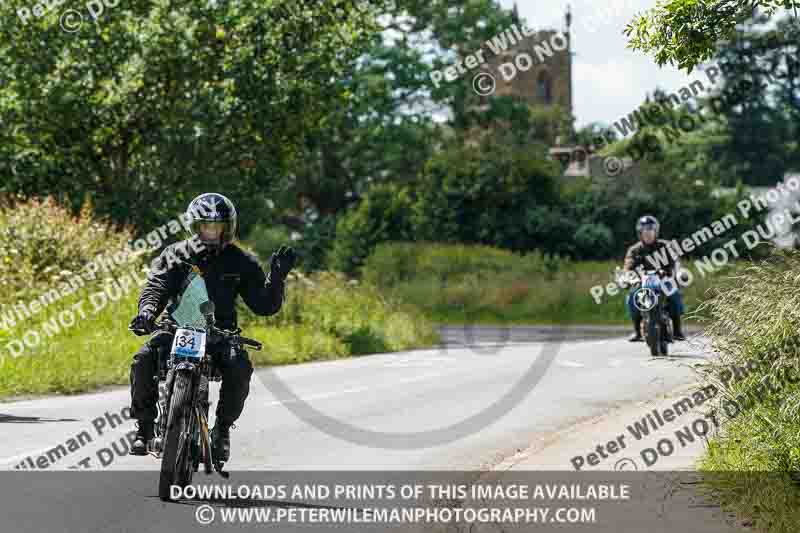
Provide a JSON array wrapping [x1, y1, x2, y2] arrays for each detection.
[[0, 326, 724, 532]]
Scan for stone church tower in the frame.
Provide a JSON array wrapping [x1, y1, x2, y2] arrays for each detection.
[[476, 4, 573, 117]]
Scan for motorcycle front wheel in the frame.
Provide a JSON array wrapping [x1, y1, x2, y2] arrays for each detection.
[[659, 313, 670, 356], [159, 370, 194, 501], [645, 316, 660, 357]]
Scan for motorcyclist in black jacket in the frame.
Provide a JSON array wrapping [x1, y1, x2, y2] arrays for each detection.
[[127, 193, 296, 461]]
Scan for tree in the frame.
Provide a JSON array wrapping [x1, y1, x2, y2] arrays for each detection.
[[0, 0, 379, 232], [287, 0, 522, 216], [411, 135, 562, 252], [266, 0, 530, 253], [328, 183, 414, 275], [701, 14, 800, 185], [574, 122, 618, 148], [286, 7, 447, 217], [618, 14, 800, 187], [624, 0, 800, 72]]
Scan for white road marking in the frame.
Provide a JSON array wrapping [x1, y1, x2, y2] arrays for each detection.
[[261, 372, 446, 407], [384, 356, 456, 368], [0, 372, 449, 467], [555, 360, 584, 368]]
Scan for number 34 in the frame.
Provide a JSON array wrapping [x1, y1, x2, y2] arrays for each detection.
[[177, 335, 196, 349]]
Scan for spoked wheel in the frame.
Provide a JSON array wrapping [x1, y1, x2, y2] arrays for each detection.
[[159, 371, 194, 501], [176, 418, 196, 486]]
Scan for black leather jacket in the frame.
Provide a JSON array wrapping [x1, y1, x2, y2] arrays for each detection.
[[137, 239, 284, 330]]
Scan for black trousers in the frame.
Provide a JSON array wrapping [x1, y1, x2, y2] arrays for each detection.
[[130, 338, 254, 427]]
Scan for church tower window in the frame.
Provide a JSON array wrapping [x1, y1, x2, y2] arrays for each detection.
[[537, 71, 552, 104]]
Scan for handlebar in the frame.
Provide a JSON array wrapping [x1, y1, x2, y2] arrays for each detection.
[[128, 324, 152, 336], [616, 269, 670, 289], [128, 322, 262, 351], [237, 336, 263, 350]]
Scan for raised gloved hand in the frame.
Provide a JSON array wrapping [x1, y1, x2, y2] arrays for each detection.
[[270, 245, 296, 282], [129, 310, 156, 336]]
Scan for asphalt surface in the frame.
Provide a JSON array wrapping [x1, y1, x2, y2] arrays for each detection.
[[0, 326, 721, 532]]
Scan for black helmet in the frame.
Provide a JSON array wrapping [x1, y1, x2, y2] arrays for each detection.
[[185, 193, 238, 254], [636, 215, 659, 237]]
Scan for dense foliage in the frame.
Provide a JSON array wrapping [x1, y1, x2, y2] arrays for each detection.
[[0, 0, 793, 270], [624, 0, 800, 72], [0, 0, 380, 232]]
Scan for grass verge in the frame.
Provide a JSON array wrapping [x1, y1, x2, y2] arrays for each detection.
[[0, 270, 439, 399]]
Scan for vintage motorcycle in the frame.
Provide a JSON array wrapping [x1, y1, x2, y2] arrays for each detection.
[[619, 269, 674, 357], [129, 277, 262, 501]]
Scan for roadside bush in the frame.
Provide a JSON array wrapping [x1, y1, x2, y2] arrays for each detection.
[[362, 241, 719, 324], [241, 270, 438, 355], [328, 184, 414, 275], [574, 223, 615, 260], [0, 196, 135, 304], [695, 249, 800, 465], [0, 267, 441, 397], [0, 198, 440, 398], [293, 214, 338, 272]]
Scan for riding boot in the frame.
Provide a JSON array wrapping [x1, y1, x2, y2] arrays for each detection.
[[130, 418, 154, 456], [211, 422, 233, 462], [673, 316, 686, 341]]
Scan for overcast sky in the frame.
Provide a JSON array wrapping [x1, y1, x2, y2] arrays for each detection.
[[495, 0, 712, 130]]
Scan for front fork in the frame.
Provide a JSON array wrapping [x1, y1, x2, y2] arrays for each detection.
[[152, 364, 204, 456]]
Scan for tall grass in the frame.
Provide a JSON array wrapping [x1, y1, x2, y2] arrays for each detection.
[[691, 249, 800, 532]]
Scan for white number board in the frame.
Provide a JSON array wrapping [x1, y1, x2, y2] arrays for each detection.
[[170, 328, 207, 359]]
